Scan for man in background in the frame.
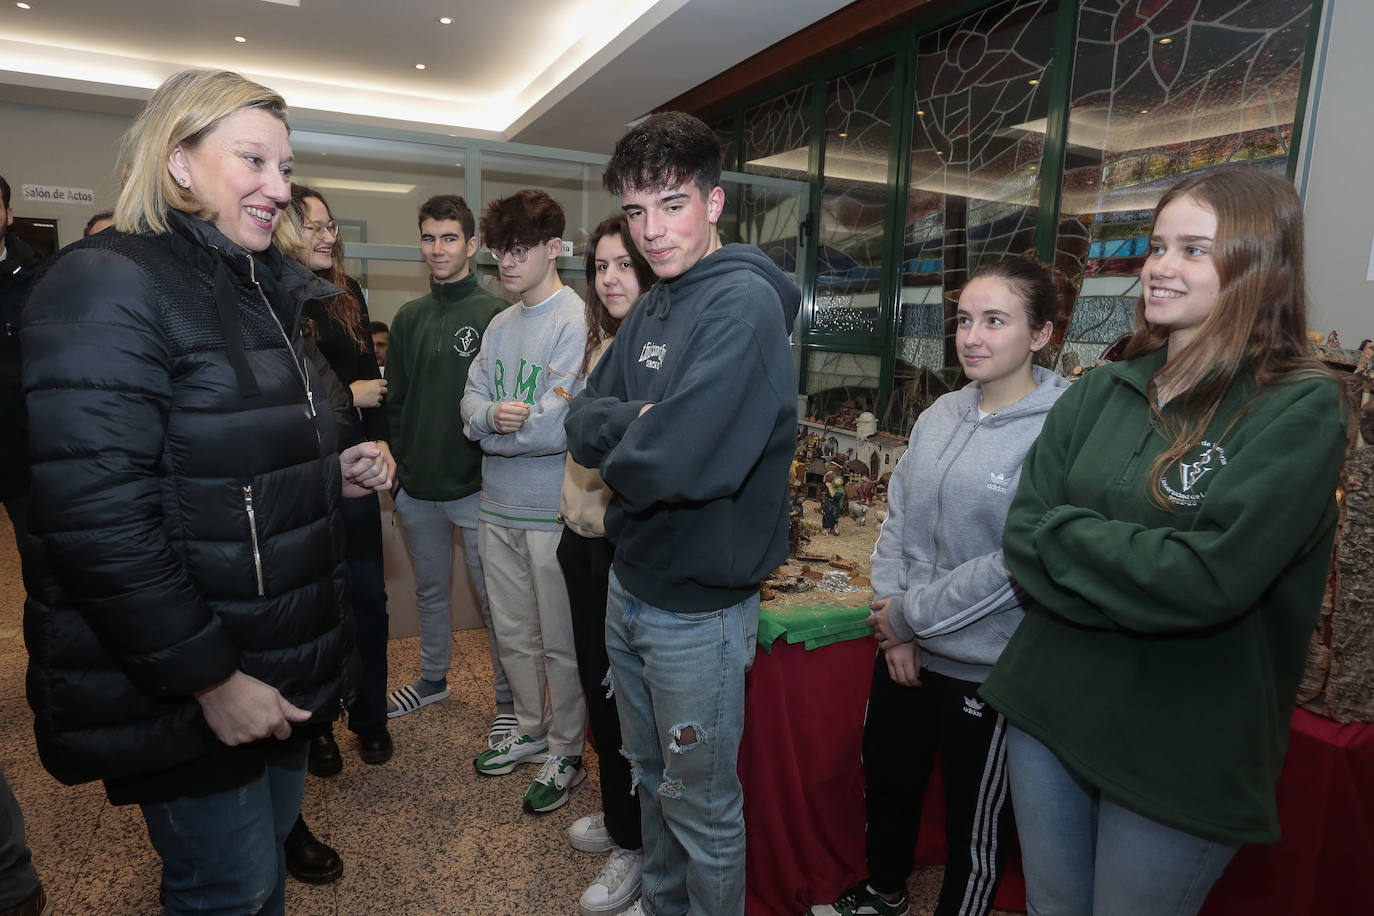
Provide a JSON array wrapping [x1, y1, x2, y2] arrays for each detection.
[[0, 171, 52, 916], [370, 320, 388, 371], [384, 195, 515, 747]]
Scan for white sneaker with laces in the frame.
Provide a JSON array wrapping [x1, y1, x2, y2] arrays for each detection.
[[568, 812, 615, 852], [521, 754, 586, 813], [579, 848, 644, 916]]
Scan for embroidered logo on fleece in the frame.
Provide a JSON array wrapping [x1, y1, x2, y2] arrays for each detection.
[[453, 325, 480, 356], [963, 696, 985, 718], [1162, 440, 1227, 507], [638, 341, 668, 370], [985, 472, 1010, 494]]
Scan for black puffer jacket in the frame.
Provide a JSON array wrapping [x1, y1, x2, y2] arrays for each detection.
[[21, 210, 352, 804]]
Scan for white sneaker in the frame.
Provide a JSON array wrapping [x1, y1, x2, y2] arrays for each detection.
[[473, 732, 549, 776], [568, 812, 615, 853], [579, 847, 643, 915]]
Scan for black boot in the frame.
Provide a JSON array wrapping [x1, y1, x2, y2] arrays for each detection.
[[357, 728, 393, 765], [284, 815, 343, 884], [307, 727, 343, 778], [0, 883, 50, 916]]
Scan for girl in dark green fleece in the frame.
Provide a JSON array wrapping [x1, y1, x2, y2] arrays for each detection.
[[980, 169, 1347, 915]]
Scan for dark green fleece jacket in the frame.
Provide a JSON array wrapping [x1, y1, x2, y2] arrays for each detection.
[[981, 346, 1346, 843], [387, 273, 506, 501]]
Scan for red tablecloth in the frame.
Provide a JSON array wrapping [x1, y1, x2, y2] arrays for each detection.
[[1200, 707, 1374, 915], [740, 637, 1374, 916], [740, 635, 1024, 915]]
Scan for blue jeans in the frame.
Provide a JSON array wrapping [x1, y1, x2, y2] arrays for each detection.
[[1006, 727, 1238, 916], [605, 569, 758, 916], [140, 744, 309, 915], [0, 764, 38, 909]]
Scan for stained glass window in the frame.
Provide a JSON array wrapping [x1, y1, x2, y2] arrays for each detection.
[[741, 86, 813, 182], [1056, 0, 1315, 360], [814, 58, 897, 335], [896, 0, 1057, 430], [805, 352, 882, 422]]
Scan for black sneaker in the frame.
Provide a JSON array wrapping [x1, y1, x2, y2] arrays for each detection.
[[806, 882, 908, 916]]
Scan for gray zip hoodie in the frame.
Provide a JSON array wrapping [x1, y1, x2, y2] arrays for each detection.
[[871, 365, 1070, 682]]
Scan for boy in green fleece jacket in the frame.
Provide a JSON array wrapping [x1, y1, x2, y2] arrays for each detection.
[[384, 194, 512, 745]]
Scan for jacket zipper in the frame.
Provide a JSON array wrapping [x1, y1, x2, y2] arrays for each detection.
[[246, 255, 316, 419], [243, 485, 266, 597], [929, 412, 982, 577]]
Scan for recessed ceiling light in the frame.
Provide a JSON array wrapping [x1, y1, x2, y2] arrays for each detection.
[[935, 150, 943, 155], [916, 109, 926, 116], [234, 35, 247, 42], [837, 132, 847, 138], [1139, 108, 1150, 114], [415, 63, 426, 70], [1159, 37, 1174, 45], [1028, 79, 1039, 85], [438, 16, 453, 24], [16, 2, 32, 9]]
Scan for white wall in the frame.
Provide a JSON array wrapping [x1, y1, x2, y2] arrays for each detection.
[[1302, 0, 1374, 344], [0, 101, 130, 245]]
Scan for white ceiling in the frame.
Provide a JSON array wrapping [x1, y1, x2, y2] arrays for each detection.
[[0, 0, 852, 153]]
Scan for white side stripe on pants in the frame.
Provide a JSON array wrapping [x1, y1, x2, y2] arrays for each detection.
[[960, 712, 1010, 916]]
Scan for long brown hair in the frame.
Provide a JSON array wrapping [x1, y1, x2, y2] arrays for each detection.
[[581, 213, 655, 374], [1122, 168, 1330, 506], [288, 184, 368, 350]]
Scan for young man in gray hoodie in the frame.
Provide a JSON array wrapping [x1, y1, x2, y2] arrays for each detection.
[[461, 190, 589, 815]]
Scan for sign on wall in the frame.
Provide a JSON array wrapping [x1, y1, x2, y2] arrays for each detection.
[[21, 184, 96, 205]]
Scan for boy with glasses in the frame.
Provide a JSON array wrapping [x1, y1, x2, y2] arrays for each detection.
[[565, 112, 801, 915], [385, 195, 514, 748], [461, 189, 590, 814]]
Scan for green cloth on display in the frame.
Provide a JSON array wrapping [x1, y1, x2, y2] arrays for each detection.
[[758, 604, 873, 653]]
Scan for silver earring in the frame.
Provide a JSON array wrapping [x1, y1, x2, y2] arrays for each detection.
[[176, 176, 189, 188]]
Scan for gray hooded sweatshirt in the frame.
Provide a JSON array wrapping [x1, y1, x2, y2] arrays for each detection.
[[871, 365, 1070, 682]]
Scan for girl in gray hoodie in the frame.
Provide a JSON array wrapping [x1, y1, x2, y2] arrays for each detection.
[[809, 255, 1072, 916]]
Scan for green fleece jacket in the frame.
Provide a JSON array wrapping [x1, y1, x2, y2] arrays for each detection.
[[981, 347, 1346, 844], [387, 273, 506, 501]]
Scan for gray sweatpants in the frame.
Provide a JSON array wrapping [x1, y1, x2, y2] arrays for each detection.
[[394, 488, 512, 710]]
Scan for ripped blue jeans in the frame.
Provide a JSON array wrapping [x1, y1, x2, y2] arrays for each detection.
[[605, 569, 758, 916]]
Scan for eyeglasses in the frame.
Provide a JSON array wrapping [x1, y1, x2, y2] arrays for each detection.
[[304, 219, 338, 236], [490, 243, 535, 263]]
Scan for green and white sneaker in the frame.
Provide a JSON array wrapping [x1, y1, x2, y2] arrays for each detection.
[[473, 733, 548, 776], [807, 882, 909, 916], [522, 754, 586, 813]]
